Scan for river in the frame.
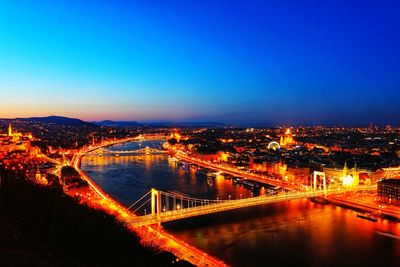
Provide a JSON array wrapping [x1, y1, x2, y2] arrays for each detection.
[[81, 140, 400, 267]]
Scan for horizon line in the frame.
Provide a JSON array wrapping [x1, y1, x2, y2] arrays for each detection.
[[0, 115, 398, 128]]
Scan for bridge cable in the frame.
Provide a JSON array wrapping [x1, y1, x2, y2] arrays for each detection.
[[126, 190, 152, 211], [133, 198, 152, 214], [159, 190, 228, 203]]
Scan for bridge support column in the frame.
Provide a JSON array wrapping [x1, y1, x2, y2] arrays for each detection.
[[313, 172, 317, 191], [151, 188, 161, 219], [313, 171, 326, 197]]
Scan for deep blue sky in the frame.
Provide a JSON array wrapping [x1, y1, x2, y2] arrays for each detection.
[[0, 1, 399, 125]]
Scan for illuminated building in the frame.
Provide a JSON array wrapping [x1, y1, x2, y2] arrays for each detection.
[[378, 179, 400, 206], [324, 164, 399, 186], [0, 124, 34, 155], [279, 128, 294, 147], [193, 152, 219, 162], [218, 151, 229, 162], [377, 166, 400, 179], [220, 138, 234, 143], [169, 132, 183, 142], [277, 161, 287, 178], [249, 159, 266, 172], [324, 163, 376, 186], [35, 170, 48, 185], [8, 124, 12, 137], [339, 162, 359, 187]]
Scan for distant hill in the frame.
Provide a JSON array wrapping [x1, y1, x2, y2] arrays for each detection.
[[145, 121, 227, 128], [94, 120, 143, 127], [16, 116, 95, 127], [94, 120, 226, 128]]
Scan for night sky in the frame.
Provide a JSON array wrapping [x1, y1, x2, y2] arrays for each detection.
[[1, 1, 399, 125]]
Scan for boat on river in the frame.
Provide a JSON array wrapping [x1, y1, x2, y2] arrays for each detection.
[[233, 177, 242, 184], [357, 212, 378, 222], [310, 197, 330, 205], [242, 179, 260, 189], [376, 231, 400, 240]]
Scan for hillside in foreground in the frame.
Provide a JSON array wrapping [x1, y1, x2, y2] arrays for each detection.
[[0, 170, 191, 267]]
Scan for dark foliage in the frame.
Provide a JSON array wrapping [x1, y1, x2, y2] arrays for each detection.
[[0, 170, 191, 267]]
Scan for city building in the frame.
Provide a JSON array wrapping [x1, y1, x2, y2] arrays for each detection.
[[324, 163, 374, 187], [0, 124, 36, 157], [378, 179, 400, 206], [375, 166, 400, 179], [279, 128, 294, 148]]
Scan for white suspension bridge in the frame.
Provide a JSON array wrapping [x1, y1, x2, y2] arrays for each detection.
[[127, 185, 375, 227]]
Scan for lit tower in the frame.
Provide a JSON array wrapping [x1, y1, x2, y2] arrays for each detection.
[[279, 128, 294, 147], [341, 162, 359, 187], [8, 124, 12, 137], [342, 161, 348, 176]]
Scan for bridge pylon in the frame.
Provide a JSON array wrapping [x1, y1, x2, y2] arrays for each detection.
[[313, 171, 327, 197], [151, 188, 161, 219]]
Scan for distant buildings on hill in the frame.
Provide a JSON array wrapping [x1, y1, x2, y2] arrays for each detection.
[[0, 124, 39, 157]]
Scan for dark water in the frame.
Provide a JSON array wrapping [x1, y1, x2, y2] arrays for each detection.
[[82, 141, 400, 267]]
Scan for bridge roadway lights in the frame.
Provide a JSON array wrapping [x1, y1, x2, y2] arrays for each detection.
[[131, 185, 375, 226], [101, 147, 165, 155]]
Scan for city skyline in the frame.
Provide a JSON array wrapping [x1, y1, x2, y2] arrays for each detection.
[[1, 1, 400, 125], [1, 118, 400, 266]]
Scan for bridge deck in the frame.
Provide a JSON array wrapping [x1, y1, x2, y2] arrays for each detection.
[[128, 185, 375, 227], [95, 147, 166, 155]]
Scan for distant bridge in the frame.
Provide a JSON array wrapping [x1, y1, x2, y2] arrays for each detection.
[[97, 146, 166, 156], [127, 185, 375, 227]]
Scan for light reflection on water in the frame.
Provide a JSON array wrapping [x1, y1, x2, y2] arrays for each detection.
[[82, 141, 400, 267], [81, 141, 257, 209]]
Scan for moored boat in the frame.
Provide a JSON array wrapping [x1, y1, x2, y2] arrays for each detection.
[[357, 212, 378, 222], [233, 177, 242, 184], [242, 180, 259, 188], [310, 197, 330, 205], [376, 231, 400, 240]]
